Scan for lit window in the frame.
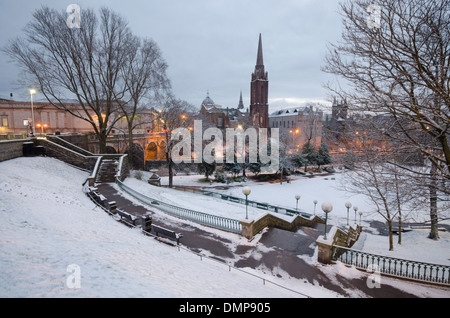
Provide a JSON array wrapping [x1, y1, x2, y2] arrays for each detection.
[[1, 116, 8, 127]]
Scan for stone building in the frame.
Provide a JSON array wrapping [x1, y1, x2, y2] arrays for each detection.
[[0, 99, 93, 135], [198, 91, 247, 129], [269, 105, 323, 149], [249, 34, 269, 129]]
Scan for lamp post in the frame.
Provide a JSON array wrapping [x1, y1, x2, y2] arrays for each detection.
[[242, 187, 251, 219], [29, 89, 37, 137], [36, 124, 48, 134], [345, 202, 352, 226], [295, 195, 301, 211], [322, 202, 333, 240], [359, 211, 363, 226], [313, 200, 318, 215], [353, 206, 358, 224]]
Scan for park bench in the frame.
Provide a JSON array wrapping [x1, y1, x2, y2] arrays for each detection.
[[152, 224, 183, 245], [117, 209, 137, 227]]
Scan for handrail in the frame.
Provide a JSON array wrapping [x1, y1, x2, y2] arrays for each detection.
[[116, 179, 242, 234], [163, 185, 313, 218], [332, 246, 450, 286]]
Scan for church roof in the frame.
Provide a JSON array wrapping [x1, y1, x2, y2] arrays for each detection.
[[201, 91, 215, 108]]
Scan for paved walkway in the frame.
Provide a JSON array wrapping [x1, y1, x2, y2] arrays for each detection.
[[97, 183, 428, 298]]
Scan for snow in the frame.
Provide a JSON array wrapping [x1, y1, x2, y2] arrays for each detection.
[[1, 157, 449, 298], [0, 157, 336, 298]]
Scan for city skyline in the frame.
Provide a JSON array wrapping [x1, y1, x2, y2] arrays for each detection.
[[0, 0, 345, 112]]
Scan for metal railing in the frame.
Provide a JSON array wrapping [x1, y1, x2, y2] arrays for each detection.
[[164, 185, 313, 218], [332, 246, 450, 286], [116, 179, 242, 234]]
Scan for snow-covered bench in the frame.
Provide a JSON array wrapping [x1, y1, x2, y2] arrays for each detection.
[[117, 209, 137, 227], [152, 224, 183, 245]]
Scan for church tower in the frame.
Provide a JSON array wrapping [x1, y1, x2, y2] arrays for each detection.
[[250, 34, 269, 128]]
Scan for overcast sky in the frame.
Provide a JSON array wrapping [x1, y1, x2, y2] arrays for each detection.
[[0, 0, 346, 113]]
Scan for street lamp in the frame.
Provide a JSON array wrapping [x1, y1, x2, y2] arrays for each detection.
[[359, 211, 363, 226], [345, 202, 352, 226], [295, 195, 301, 211], [353, 206, 358, 224], [29, 89, 37, 137], [36, 124, 48, 134], [242, 187, 251, 219], [322, 202, 333, 240], [313, 200, 318, 215]]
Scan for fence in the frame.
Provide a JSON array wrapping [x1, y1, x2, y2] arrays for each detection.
[[165, 185, 312, 218], [332, 246, 450, 286], [116, 179, 242, 234]]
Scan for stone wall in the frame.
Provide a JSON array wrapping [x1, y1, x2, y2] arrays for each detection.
[[35, 138, 98, 170], [0, 139, 29, 162], [240, 212, 325, 240], [316, 225, 363, 264]]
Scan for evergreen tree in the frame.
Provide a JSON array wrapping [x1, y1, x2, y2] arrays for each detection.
[[316, 142, 332, 169], [302, 141, 317, 172], [198, 161, 216, 181]]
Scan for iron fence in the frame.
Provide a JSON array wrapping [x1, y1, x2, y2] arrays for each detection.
[[332, 246, 450, 286], [116, 179, 242, 234]]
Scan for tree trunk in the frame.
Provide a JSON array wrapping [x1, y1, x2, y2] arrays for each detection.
[[128, 126, 135, 169], [428, 161, 440, 240], [98, 132, 108, 154], [387, 220, 394, 251], [167, 157, 173, 188]]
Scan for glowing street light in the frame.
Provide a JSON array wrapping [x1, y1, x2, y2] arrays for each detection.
[[353, 206, 359, 224], [321, 202, 333, 240], [242, 187, 251, 219], [29, 89, 37, 136], [295, 195, 301, 211], [345, 202, 352, 226], [36, 124, 48, 134], [313, 200, 318, 215]]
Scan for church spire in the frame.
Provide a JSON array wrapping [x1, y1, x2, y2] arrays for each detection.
[[256, 33, 264, 66], [238, 90, 244, 110]]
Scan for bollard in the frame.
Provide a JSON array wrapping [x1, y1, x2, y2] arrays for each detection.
[[141, 215, 152, 232], [108, 201, 117, 214]]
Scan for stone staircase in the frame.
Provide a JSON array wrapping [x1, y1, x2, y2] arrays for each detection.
[[95, 159, 117, 183]]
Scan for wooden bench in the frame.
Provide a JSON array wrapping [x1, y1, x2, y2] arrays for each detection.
[[152, 224, 183, 245]]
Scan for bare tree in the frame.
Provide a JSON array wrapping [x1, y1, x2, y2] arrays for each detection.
[[4, 6, 136, 153], [158, 96, 196, 188], [113, 37, 171, 168], [323, 0, 450, 239]]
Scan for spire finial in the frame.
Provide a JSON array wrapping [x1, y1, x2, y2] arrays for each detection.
[[256, 33, 264, 66]]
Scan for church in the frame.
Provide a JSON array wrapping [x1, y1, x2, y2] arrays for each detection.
[[198, 34, 269, 130]]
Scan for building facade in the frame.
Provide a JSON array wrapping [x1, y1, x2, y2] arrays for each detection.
[[0, 99, 93, 135], [269, 106, 323, 149]]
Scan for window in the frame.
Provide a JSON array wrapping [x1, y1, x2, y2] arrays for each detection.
[[1, 116, 8, 127]]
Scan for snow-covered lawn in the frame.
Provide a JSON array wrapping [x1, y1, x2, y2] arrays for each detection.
[[0, 157, 336, 297], [1, 158, 448, 298], [150, 171, 450, 266]]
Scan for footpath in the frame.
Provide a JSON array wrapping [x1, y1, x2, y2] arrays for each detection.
[[97, 183, 423, 298]]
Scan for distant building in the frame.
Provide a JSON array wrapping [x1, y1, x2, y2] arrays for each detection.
[[0, 100, 93, 135], [249, 34, 269, 129], [322, 98, 350, 152], [199, 91, 247, 129], [269, 105, 323, 148]]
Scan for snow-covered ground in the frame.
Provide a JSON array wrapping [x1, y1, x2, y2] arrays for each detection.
[[1, 157, 449, 298], [150, 171, 450, 265], [0, 157, 338, 298]]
